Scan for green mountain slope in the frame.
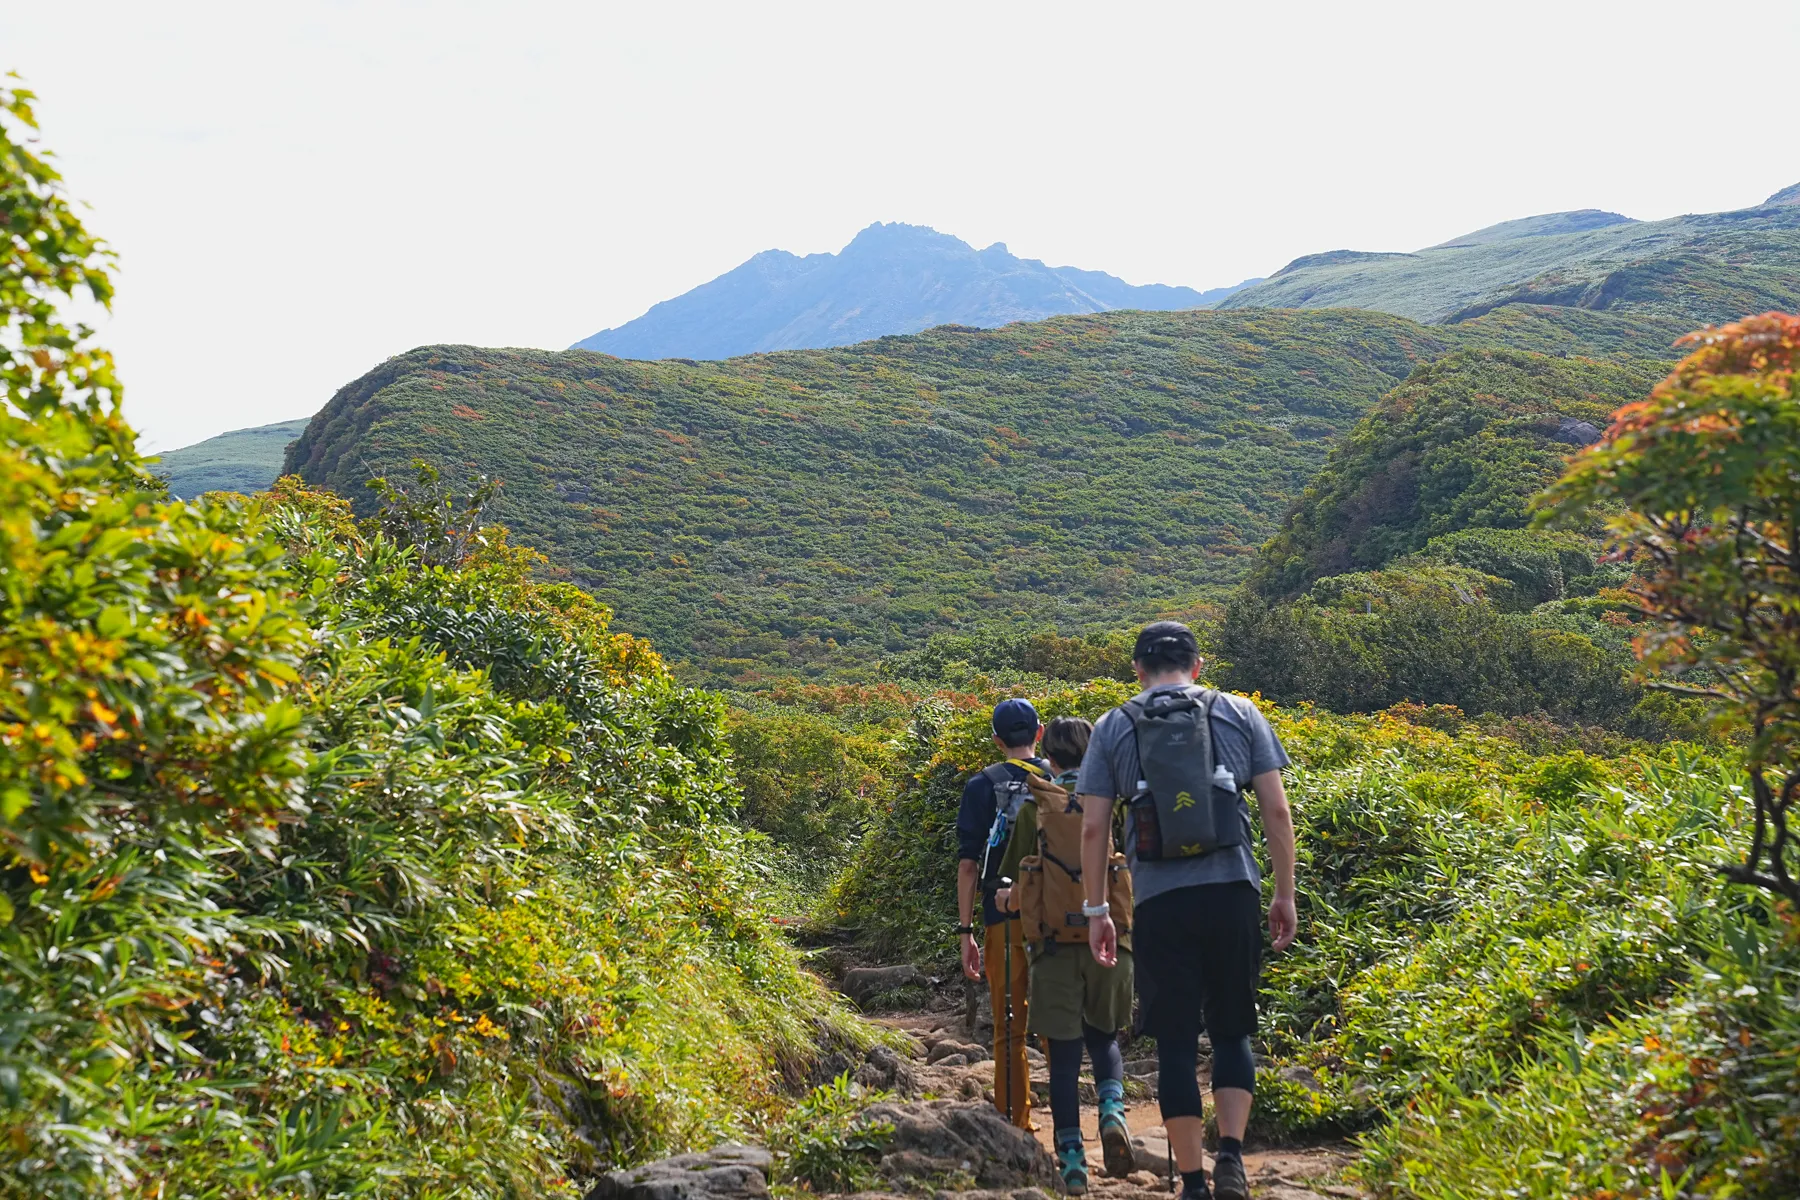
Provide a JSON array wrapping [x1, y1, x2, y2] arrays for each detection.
[[1214, 348, 1707, 735], [153, 417, 311, 498], [1243, 349, 1663, 598], [285, 306, 1682, 678], [1221, 191, 1800, 326]]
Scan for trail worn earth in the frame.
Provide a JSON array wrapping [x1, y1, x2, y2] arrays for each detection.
[[866, 1006, 1357, 1200]]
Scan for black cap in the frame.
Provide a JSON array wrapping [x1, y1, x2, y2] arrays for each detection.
[[1133, 620, 1199, 660]]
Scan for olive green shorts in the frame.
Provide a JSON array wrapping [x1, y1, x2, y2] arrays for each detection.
[[1026, 943, 1134, 1041]]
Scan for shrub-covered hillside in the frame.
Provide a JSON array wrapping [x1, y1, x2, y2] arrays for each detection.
[[284, 305, 1683, 681], [1244, 349, 1662, 598], [1, 87, 865, 1197], [1211, 348, 1705, 736], [1222, 190, 1800, 326], [153, 416, 311, 498], [4, 435, 871, 1198]]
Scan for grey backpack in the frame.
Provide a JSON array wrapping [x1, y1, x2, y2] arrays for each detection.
[[978, 760, 1043, 888], [1121, 687, 1245, 860]]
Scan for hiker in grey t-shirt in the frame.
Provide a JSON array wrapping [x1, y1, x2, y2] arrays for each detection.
[[1076, 621, 1297, 1200]]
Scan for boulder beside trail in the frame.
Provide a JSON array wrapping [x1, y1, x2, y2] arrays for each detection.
[[841, 965, 930, 1007], [926, 1039, 989, 1065], [586, 1145, 772, 1200], [861, 1100, 1057, 1190], [583, 1102, 1051, 1200]]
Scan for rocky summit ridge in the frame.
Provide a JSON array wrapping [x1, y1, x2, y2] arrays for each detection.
[[571, 222, 1256, 361]]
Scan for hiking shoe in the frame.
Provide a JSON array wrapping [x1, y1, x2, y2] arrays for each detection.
[[1054, 1135, 1089, 1196], [1210, 1153, 1249, 1200], [1098, 1109, 1135, 1177]]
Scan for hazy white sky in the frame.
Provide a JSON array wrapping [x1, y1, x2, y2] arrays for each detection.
[[6, 1, 1797, 450]]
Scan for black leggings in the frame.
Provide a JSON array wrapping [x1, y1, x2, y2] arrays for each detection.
[[1048, 1023, 1124, 1133], [1158, 1032, 1255, 1121]]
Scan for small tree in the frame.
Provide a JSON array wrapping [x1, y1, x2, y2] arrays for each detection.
[[1544, 313, 1800, 905], [366, 457, 500, 566]]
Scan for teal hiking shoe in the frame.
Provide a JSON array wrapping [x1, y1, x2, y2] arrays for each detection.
[[1096, 1080, 1134, 1177], [1054, 1130, 1089, 1196]]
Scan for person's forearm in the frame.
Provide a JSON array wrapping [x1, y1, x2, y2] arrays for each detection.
[[1252, 769, 1295, 897], [1078, 794, 1112, 907], [957, 858, 979, 926]]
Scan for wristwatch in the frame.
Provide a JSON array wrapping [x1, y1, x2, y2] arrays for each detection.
[[955, 924, 978, 936], [1080, 900, 1110, 918]]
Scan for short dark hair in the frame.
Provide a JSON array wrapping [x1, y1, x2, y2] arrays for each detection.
[[1041, 716, 1092, 772], [1133, 620, 1200, 674]]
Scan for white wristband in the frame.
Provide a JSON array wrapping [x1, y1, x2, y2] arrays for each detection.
[[1081, 900, 1110, 917]]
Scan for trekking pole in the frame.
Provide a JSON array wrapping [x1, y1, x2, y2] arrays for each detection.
[[1001, 877, 1015, 1125]]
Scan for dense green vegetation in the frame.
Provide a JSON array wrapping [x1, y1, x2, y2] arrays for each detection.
[[1212, 348, 1714, 738], [286, 305, 1683, 682], [2, 88, 866, 1197], [1217, 545, 1659, 730], [725, 703, 897, 871], [1244, 350, 1659, 597], [5, 439, 872, 1196], [153, 417, 310, 498], [1544, 311, 1800, 906], [1223, 191, 1800, 327]]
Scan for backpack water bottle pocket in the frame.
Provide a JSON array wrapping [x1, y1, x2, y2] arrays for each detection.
[[1128, 787, 1164, 862]]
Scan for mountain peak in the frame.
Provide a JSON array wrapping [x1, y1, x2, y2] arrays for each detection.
[[573, 224, 1252, 361], [842, 221, 970, 252]]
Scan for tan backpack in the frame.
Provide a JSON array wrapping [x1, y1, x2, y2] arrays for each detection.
[[1016, 771, 1133, 949]]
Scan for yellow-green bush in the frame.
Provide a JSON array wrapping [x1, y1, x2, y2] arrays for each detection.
[[1, 84, 868, 1195]]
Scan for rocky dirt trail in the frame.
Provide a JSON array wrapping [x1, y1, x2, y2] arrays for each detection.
[[587, 965, 1359, 1200], [871, 1004, 1357, 1200]]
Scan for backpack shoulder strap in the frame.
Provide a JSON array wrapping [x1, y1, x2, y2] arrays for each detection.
[[981, 762, 1015, 788]]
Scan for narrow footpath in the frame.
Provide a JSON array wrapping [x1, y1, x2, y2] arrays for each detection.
[[865, 1002, 1357, 1200]]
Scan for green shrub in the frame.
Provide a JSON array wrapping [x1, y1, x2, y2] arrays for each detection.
[[1355, 918, 1800, 1198], [3, 454, 874, 1193], [726, 706, 898, 866], [1244, 350, 1661, 599], [1215, 565, 1705, 736], [765, 1074, 895, 1194], [0, 83, 871, 1190]]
